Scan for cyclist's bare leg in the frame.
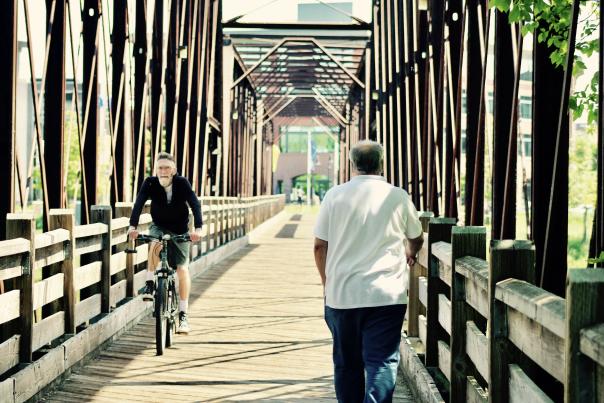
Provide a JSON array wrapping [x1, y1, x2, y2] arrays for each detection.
[[147, 242, 163, 277], [176, 265, 191, 303], [140, 241, 162, 299], [176, 265, 191, 333]]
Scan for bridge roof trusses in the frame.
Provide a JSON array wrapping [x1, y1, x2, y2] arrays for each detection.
[[228, 31, 369, 120]]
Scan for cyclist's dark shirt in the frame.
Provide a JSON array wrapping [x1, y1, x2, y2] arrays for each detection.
[[130, 175, 203, 234]]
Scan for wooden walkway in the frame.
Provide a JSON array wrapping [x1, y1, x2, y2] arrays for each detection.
[[42, 210, 415, 402]]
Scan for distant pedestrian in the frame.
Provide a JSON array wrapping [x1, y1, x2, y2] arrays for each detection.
[[313, 140, 424, 403]]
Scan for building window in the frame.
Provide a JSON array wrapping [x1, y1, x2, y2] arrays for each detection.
[[519, 96, 532, 119]]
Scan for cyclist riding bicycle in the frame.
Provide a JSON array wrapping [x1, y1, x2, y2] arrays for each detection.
[[128, 152, 203, 334]]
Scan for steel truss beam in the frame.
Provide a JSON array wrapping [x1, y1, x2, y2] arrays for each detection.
[[223, 22, 372, 31]]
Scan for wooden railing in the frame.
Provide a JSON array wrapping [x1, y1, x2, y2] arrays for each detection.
[[405, 217, 604, 403], [0, 195, 284, 402]]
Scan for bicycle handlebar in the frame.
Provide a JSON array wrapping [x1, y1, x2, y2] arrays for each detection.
[[125, 233, 191, 253], [135, 233, 191, 243]]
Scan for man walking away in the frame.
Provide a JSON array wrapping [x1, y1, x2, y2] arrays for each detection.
[[313, 140, 424, 403]]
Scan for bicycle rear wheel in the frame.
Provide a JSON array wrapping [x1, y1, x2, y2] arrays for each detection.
[[155, 277, 167, 355]]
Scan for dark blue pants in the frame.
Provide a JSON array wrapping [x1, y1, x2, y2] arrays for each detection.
[[324, 304, 406, 403]]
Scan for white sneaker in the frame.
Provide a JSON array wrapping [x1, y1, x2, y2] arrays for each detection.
[[177, 311, 190, 334]]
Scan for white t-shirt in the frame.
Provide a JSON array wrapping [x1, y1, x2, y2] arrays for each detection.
[[313, 175, 423, 309]]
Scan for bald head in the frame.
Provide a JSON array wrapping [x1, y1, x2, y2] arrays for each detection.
[[349, 140, 383, 175]]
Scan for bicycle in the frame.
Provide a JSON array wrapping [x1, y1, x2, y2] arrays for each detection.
[[126, 233, 191, 355]]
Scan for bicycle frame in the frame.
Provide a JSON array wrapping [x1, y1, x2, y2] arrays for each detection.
[[126, 233, 190, 355]]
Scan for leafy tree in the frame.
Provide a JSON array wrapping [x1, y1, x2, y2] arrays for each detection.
[[65, 111, 82, 208], [568, 127, 597, 208], [490, 0, 599, 123]]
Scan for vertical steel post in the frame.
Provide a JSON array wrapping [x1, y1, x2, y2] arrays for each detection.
[[82, 0, 100, 221], [465, 0, 485, 225], [133, 0, 147, 193], [112, 0, 127, 205], [491, 11, 515, 239], [0, 0, 17, 238], [429, 0, 445, 216], [538, 0, 579, 294], [175, 0, 191, 167], [590, 0, 604, 266], [151, 0, 164, 161], [446, 0, 463, 219], [417, 9, 429, 211], [532, 27, 567, 285], [166, 0, 180, 155], [45, 0, 67, 218]]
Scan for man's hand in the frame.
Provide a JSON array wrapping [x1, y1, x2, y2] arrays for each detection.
[[405, 234, 424, 268], [128, 226, 139, 241], [189, 228, 203, 242]]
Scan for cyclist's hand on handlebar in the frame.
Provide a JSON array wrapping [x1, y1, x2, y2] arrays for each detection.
[[128, 227, 139, 241], [189, 229, 202, 243]]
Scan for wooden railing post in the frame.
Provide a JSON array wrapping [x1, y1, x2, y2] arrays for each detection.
[[450, 226, 486, 403], [488, 240, 535, 403], [225, 198, 231, 242], [6, 213, 35, 363], [242, 199, 248, 234], [221, 198, 227, 244], [114, 202, 135, 297], [226, 197, 234, 242], [207, 198, 214, 250], [91, 206, 112, 313], [216, 198, 222, 247], [565, 268, 604, 402], [238, 198, 244, 236], [49, 209, 76, 335], [408, 211, 433, 337], [425, 217, 456, 367], [419, 212, 433, 232]]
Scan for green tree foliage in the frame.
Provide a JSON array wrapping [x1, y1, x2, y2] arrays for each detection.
[[490, 0, 599, 123], [568, 128, 597, 209], [65, 111, 82, 208]]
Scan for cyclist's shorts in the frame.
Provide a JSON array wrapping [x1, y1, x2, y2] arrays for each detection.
[[148, 223, 190, 267]]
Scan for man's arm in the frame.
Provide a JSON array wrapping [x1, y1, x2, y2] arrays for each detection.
[[314, 238, 328, 287], [128, 178, 151, 239], [405, 234, 424, 266], [183, 178, 203, 241]]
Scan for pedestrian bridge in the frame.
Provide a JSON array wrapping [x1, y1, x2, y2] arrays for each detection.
[[0, 0, 603, 402], [1, 197, 603, 402], [0, 199, 413, 402]]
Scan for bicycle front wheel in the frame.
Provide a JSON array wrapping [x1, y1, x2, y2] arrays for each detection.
[[155, 277, 167, 355], [166, 280, 178, 348]]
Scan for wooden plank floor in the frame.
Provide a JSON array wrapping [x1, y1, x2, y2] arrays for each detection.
[[42, 209, 415, 402]]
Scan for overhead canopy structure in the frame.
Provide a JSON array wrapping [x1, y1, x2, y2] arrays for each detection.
[[225, 23, 370, 123]]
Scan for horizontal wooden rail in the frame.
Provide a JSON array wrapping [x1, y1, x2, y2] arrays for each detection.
[[580, 323, 604, 367], [403, 216, 604, 403]]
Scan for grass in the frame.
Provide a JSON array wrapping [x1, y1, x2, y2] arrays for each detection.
[[498, 209, 593, 268]]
